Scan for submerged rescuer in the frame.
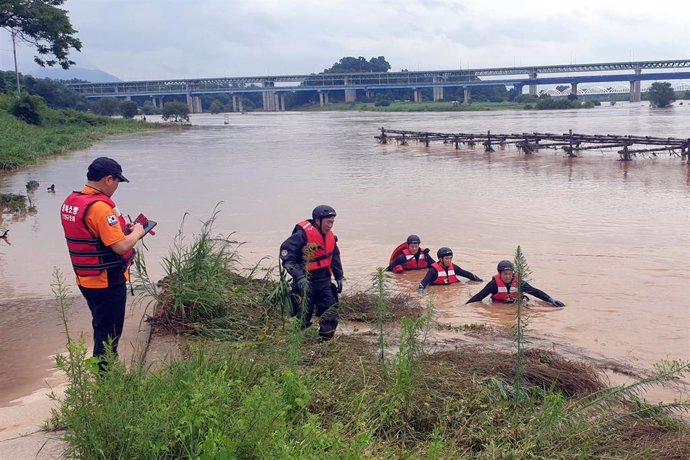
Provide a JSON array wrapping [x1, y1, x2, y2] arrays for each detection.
[[60, 157, 147, 365], [387, 234, 434, 272], [279, 205, 344, 341], [418, 247, 483, 294], [466, 260, 566, 307]]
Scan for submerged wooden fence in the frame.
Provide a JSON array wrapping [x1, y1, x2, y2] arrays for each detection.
[[376, 128, 690, 162]]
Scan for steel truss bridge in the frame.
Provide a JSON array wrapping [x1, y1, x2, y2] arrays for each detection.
[[67, 59, 690, 111]]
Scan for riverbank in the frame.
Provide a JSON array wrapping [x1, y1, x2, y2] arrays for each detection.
[[0, 94, 157, 170], [45, 221, 690, 459], [297, 101, 527, 112]]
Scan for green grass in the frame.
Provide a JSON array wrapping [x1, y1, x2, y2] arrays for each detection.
[[0, 94, 155, 170], [297, 101, 527, 112]]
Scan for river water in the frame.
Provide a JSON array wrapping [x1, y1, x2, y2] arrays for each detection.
[[1, 103, 689, 404]]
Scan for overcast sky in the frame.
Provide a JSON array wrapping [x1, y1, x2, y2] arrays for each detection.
[[1, 0, 689, 81]]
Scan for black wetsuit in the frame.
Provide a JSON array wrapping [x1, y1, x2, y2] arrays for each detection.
[[466, 277, 551, 304], [419, 263, 482, 289], [279, 220, 343, 340], [386, 250, 435, 272]]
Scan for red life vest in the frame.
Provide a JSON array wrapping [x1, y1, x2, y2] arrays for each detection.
[[61, 192, 134, 277], [430, 262, 459, 285], [389, 242, 429, 273], [297, 220, 336, 272], [491, 274, 520, 303]]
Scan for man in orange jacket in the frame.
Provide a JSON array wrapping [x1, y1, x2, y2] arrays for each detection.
[[61, 157, 146, 364]]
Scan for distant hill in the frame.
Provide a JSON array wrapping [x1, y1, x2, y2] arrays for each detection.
[[27, 66, 122, 83]]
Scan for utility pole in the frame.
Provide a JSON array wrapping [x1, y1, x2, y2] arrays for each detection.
[[11, 29, 21, 93]]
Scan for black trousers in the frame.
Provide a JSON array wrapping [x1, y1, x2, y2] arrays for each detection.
[[291, 279, 338, 340], [79, 283, 127, 359]]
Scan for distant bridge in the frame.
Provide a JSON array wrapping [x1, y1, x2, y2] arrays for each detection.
[[67, 59, 690, 112]]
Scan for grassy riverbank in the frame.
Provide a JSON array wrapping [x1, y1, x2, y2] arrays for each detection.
[[0, 94, 155, 170], [298, 101, 527, 112], [47, 215, 690, 459]]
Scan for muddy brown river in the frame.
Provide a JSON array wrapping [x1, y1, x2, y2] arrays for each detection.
[[1, 104, 689, 405]]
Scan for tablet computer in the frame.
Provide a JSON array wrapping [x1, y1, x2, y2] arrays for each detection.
[[133, 213, 157, 236]]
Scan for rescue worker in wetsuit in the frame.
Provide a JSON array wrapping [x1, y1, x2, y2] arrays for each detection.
[[61, 157, 146, 364], [387, 234, 435, 272], [466, 260, 566, 307], [418, 247, 483, 294], [279, 205, 344, 341]]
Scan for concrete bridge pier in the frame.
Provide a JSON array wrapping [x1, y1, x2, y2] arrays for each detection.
[[319, 91, 329, 106], [413, 89, 422, 102], [463, 87, 471, 104], [186, 94, 203, 113], [345, 89, 357, 103], [231, 95, 243, 112], [278, 93, 286, 111], [629, 68, 642, 102], [262, 81, 277, 111], [344, 77, 357, 103], [529, 71, 538, 96], [432, 76, 444, 101], [571, 83, 578, 97], [512, 84, 523, 100]]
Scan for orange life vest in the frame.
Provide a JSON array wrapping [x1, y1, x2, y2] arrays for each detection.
[[297, 220, 336, 272], [491, 274, 520, 303], [389, 242, 429, 273], [61, 192, 134, 277], [430, 262, 459, 285]]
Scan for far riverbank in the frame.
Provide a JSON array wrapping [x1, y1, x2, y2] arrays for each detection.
[[0, 94, 159, 170]]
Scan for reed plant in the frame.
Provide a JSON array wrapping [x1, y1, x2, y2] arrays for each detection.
[[512, 245, 531, 396], [371, 267, 392, 364]]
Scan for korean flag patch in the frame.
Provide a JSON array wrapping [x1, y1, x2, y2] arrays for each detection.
[[106, 215, 118, 226]]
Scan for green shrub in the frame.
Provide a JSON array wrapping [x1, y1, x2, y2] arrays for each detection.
[[10, 93, 45, 125]]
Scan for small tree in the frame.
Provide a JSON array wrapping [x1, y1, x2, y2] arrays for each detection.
[[161, 102, 190, 122], [141, 102, 160, 115], [0, 0, 82, 69], [10, 93, 45, 125], [119, 100, 138, 119], [92, 97, 120, 116], [208, 100, 223, 114], [648, 82, 675, 108]]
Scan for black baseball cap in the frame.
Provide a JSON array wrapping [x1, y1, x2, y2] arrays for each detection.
[[87, 157, 129, 183]]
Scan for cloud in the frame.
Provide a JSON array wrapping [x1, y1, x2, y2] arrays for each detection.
[[2, 0, 688, 80]]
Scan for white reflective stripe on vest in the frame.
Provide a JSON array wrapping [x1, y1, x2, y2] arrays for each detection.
[[497, 286, 509, 293]]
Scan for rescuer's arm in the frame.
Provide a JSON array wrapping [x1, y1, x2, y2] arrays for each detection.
[[454, 264, 483, 282], [386, 254, 407, 271], [331, 242, 344, 281], [279, 229, 307, 281], [111, 223, 145, 255], [418, 267, 438, 293], [522, 282, 565, 306], [466, 279, 497, 304]]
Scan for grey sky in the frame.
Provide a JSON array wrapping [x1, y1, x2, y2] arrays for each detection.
[[1, 0, 689, 81]]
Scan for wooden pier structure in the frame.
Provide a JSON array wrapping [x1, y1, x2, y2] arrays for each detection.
[[376, 128, 690, 163]]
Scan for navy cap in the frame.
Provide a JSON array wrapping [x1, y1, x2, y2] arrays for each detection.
[[87, 157, 129, 183]]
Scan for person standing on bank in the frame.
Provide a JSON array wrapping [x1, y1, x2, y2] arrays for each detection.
[[387, 234, 435, 273], [465, 260, 565, 307], [279, 205, 344, 341], [418, 247, 483, 294], [61, 157, 146, 364]]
